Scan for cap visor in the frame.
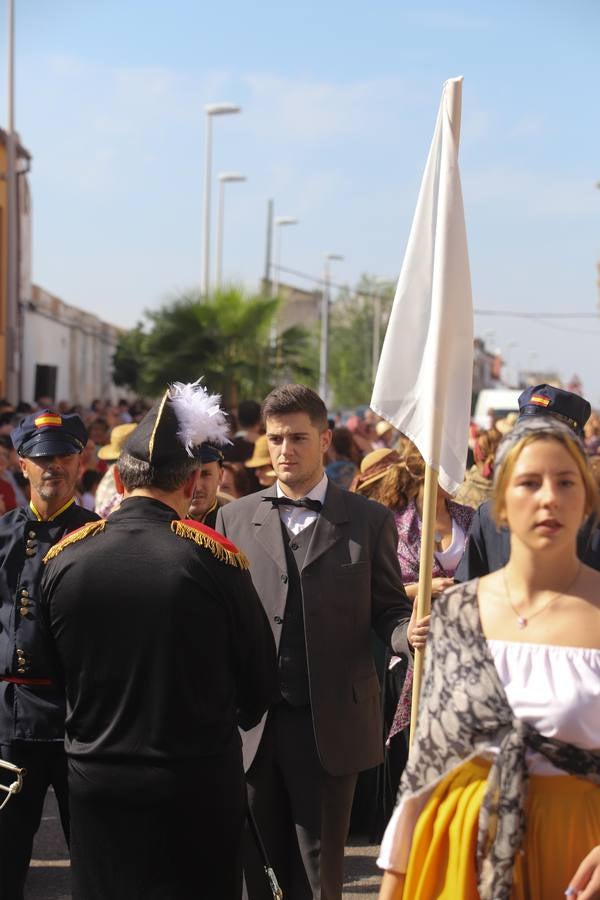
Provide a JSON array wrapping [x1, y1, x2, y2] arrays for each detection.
[[21, 438, 81, 458]]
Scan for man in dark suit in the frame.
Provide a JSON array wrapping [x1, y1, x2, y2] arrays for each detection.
[[216, 384, 411, 900]]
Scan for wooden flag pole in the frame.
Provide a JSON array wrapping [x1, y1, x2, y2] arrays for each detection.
[[408, 460, 440, 745]]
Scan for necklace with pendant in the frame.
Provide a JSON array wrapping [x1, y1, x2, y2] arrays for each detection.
[[502, 564, 581, 629]]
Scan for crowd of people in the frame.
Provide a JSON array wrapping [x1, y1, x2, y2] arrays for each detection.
[[0, 381, 597, 900]]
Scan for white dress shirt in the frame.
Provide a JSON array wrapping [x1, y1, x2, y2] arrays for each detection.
[[276, 473, 328, 535]]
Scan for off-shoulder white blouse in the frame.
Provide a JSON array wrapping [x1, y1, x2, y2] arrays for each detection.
[[378, 640, 600, 871]]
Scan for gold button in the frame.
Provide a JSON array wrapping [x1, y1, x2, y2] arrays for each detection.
[[19, 608, 29, 617], [16, 651, 25, 657], [20, 598, 29, 606], [25, 549, 35, 557], [28, 531, 36, 539], [20, 589, 29, 598], [16, 648, 24, 654], [17, 668, 25, 674], [26, 541, 36, 549]]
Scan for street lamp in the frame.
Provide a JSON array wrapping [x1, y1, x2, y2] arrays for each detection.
[[201, 102, 241, 297], [372, 277, 395, 384], [215, 172, 246, 291], [319, 253, 344, 406]]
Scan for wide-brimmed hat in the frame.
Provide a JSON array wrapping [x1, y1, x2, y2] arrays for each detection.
[[375, 420, 393, 437], [353, 448, 401, 493], [245, 434, 271, 469], [495, 412, 518, 436], [97, 423, 138, 461]]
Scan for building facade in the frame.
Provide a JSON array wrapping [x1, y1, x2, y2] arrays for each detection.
[[22, 285, 122, 407]]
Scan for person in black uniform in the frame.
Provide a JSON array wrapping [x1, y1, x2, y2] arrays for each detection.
[[41, 381, 277, 900], [455, 384, 600, 581], [0, 410, 97, 900], [187, 441, 230, 528]]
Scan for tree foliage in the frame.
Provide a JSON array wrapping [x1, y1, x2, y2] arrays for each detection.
[[328, 275, 395, 410], [112, 287, 318, 408]]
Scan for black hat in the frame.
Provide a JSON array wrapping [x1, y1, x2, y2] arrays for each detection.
[[517, 384, 591, 437], [11, 410, 88, 458], [198, 443, 224, 464], [123, 381, 230, 466]]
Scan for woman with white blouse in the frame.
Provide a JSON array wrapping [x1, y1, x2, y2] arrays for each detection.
[[377, 416, 600, 900]]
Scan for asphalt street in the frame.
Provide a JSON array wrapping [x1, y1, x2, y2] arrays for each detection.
[[25, 790, 381, 899]]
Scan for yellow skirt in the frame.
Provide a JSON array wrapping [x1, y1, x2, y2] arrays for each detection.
[[402, 756, 600, 900]]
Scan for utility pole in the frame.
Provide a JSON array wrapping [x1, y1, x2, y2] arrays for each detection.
[[264, 198, 273, 293], [5, 0, 19, 402]]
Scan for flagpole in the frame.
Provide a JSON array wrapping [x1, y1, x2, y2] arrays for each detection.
[[409, 416, 442, 746]]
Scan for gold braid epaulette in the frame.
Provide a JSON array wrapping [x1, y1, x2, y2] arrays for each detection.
[[171, 520, 249, 569], [43, 520, 106, 564]]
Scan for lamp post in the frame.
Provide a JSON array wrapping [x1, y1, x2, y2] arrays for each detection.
[[5, 0, 19, 402], [372, 277, 394, 384], [319, 253, 344, 406], [201, 103, 241, 297], [215, 172, 246, 291]]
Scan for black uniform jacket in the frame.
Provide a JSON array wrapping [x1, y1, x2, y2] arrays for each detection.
[[41, 496, 277, 764], [0, 501, 99, 742], [455, 499, 600, 581]]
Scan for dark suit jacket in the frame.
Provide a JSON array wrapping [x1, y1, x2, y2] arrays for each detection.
[[216, 480, 411, 777]]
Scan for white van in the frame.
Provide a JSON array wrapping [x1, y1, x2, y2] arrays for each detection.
[[472, 389, 521, 429]]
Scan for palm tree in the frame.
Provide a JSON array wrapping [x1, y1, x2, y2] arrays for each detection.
[[113, 287, 317, 408]]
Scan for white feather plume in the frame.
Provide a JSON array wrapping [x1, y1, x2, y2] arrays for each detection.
[[168, 379, 231, 457]]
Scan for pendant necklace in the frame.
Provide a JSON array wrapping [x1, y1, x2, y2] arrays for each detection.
[[503, 564, 581, 629]]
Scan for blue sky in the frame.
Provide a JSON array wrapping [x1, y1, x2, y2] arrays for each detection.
[[2, 0, 600, 400]]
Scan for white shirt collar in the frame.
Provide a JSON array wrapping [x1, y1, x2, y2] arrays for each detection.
[[276, 472, 328, 504]]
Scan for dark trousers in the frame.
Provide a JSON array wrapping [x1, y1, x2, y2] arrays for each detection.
[[0, 742, 69, 900], [69, 747, 246, 900], [243, 704, 357, 900]]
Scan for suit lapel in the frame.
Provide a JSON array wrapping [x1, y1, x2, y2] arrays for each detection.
[[303, 481, 350, 570], [252, 489, 287, 572]]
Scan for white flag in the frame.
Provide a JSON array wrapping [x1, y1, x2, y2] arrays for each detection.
[[371, 77, 473, 495]]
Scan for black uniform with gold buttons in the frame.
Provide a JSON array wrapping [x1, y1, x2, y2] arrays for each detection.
[[0, 501, 99, 899], [0, 409, 97, 900]]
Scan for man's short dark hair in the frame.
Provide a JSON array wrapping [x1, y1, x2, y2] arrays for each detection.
[[262, 385, 328, 431], [237, 400, 262, 429], [118, 450, 197, 493]]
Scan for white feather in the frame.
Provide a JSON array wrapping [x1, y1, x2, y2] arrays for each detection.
[[168, 379, 231, 456]]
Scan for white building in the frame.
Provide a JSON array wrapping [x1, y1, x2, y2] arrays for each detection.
[[21, 285, 122, 406]]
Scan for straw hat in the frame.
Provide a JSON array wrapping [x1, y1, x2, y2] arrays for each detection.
[[97, 423, 138, 461], [354, 448, 400, 492], [495, 412, 518, 436], [244, 434, 272, 469], [375, 420, 393, 438]]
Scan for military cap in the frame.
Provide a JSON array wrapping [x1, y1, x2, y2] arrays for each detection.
[[517, 384, 591, 437], [123, 380, 230, 466], [198, 443, 224, 464], [11, 409, 88, 458]]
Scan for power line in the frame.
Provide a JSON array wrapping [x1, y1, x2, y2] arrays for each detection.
[[272, 263, 600, 320]]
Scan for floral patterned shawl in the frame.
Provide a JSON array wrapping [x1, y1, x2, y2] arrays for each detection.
[[400, 578, 600, 900]]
